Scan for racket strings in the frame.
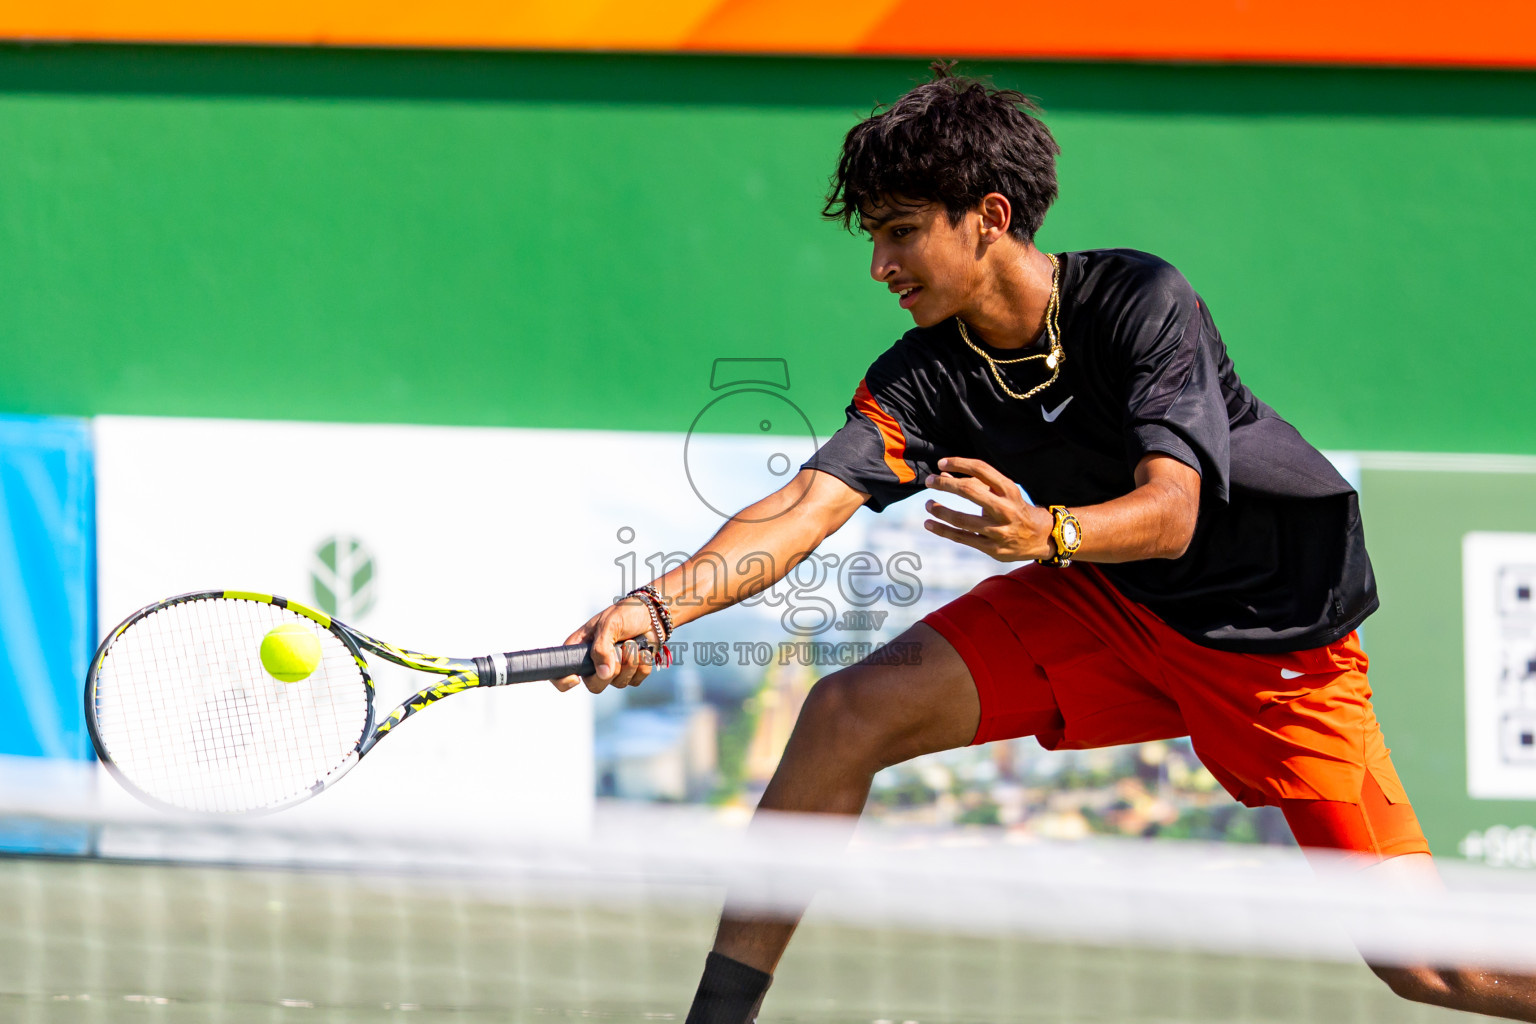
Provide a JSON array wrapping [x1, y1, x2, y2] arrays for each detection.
[[92, 598, 371, 813]]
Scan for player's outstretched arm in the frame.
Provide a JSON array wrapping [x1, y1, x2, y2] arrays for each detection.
[[554, 468, 868, 694]]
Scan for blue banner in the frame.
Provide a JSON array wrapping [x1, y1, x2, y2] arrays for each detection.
[[0, 414, 94, 762]]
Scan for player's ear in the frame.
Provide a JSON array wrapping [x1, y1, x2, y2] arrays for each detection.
[[977, 193, 1012, 243]]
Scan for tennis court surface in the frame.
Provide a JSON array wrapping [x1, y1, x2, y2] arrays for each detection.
[[0, 806, 1505, 1024]]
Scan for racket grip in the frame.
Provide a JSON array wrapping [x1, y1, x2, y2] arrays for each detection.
[[475, 644, 594, 685], [473, 638, 659, 686]]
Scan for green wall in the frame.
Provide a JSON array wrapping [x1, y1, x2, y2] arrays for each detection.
[[1360, 464, 1536, 856], [5, 45, 1536, 854], [2, 46, 1535, 450]]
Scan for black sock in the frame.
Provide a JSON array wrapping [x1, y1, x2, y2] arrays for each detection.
[[684, 951, 773, 1024]]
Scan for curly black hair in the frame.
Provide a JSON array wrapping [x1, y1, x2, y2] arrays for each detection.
[[823, 62, 1060, 242]]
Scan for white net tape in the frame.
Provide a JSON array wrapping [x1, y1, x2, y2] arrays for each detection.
[[1, 801, 1533, 1022]]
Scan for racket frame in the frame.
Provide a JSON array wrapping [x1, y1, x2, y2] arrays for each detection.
[[87, 590, 510, 814]]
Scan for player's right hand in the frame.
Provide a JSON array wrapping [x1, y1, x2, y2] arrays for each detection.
[[556, 599, 658, 694]]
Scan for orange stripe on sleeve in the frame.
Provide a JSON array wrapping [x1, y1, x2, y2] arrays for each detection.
[[853, 379, 917, 484]]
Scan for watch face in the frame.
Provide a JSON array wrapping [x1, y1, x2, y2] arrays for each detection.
[[1061, 520, 1080, 548]]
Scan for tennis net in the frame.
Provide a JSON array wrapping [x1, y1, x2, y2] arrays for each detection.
[[0, 802, 1526, 1023]]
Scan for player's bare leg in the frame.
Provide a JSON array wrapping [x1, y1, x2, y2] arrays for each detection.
[[1355, 852, 1536, 1021], [710, 622, 980, 973], [700, 624, 1536, 1024]]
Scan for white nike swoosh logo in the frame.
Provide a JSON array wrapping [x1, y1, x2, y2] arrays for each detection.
[[1280, 669, 1305, 679], [1041, 396, 1074, 423]]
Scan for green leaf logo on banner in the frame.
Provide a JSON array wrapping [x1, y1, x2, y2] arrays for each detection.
[[311, 535, 376, 622]]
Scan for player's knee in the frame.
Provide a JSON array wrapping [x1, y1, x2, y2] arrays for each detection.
[[797, 669, 894, 766], [1371, 963, 1446, 1004], [1370, 962, 1486, 1009]]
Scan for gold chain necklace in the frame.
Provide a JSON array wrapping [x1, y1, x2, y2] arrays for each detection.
[[956, 252, 1063, 402]]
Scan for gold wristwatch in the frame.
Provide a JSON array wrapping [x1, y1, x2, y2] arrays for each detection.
[[1038, 505, 1082, 568]]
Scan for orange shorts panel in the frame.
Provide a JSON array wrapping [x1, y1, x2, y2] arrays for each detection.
[[1280, 770, 1430, 862], [921, 563, 1430, 859]]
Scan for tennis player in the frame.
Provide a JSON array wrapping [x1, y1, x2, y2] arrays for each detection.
[[558, 65, 1536, 1022]]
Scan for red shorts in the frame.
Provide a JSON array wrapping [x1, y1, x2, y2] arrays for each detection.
[[923, 563, 1429, 861]]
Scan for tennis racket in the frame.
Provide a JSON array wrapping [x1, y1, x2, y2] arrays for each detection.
[[85, 589, 640, 815]]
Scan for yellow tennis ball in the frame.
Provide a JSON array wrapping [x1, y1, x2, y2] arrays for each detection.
[[260, 622, 323, 683]]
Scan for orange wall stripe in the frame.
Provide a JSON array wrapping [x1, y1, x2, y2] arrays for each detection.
[[853, 380, 917, 485], [682, 0, 902, 55], [0, 0, 711, 50], [3, 0, 1535, 68], [856, 0, 1536, 68]]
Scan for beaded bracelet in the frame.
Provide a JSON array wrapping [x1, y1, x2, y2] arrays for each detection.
[[630, 584, 675, 639], [627, 586, 672, 641], [623, 589, 672, 669], [636, 593, 666, 649], [624, 589, 673, 669]]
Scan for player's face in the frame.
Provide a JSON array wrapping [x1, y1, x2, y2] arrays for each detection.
[[864, 200, 980, 328]]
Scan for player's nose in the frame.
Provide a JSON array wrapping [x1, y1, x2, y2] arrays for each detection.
[[870, 250, 898, 283]]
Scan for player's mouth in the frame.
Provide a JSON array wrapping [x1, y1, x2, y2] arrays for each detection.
[[896, 285, 922, 310]]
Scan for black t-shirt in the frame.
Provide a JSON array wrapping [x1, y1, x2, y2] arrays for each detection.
[[806, 248, 1377, 653]]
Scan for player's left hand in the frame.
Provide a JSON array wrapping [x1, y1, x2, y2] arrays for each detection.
[[923, 457, 1055, 562]]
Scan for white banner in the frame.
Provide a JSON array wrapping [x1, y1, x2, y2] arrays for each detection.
[[93, 416, 630, 841]]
